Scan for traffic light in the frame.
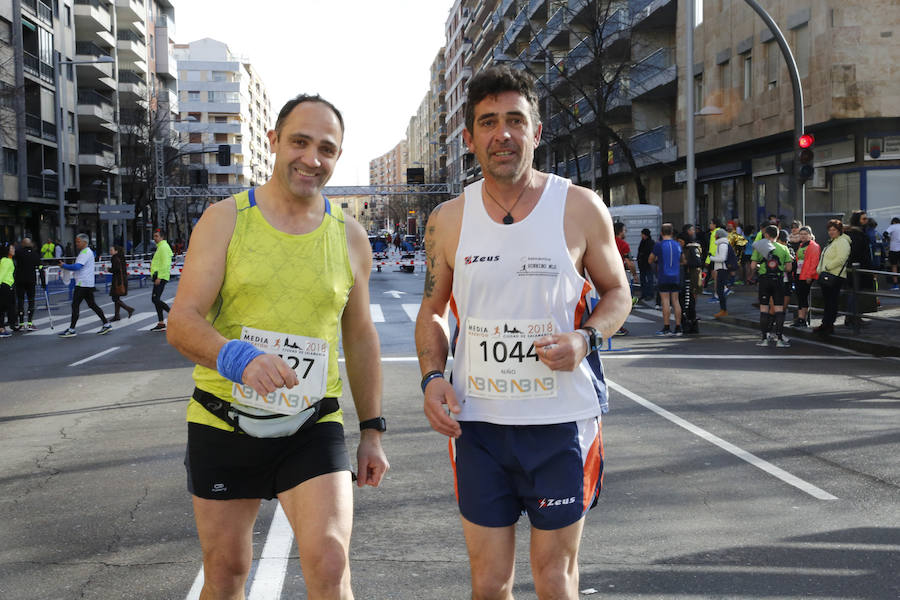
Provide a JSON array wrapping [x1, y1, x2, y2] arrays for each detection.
[[796, 134, 814, 185], [217, 144, 231, 167], [364, 202, 368, 210]]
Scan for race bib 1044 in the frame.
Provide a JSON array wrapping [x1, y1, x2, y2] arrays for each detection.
[[230, 326, 329, 416], [465, 317, 558, 400]]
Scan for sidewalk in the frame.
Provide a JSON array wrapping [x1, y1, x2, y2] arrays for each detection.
[[639, 280, 900, 357]]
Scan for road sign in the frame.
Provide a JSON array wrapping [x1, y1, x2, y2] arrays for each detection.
[[98, 204, 135, 221]]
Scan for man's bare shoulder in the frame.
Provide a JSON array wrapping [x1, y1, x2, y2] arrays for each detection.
[[564, 183, 609, 224], [428, 194, 465, 230]]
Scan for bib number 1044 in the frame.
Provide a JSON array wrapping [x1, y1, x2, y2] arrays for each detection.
[[465, 318, 557, 400], [478, 339, 539, 364]]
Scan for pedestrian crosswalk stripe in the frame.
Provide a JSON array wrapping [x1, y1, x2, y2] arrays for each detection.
[[369, 304, 385, 323], [401, 303, 419, 321]]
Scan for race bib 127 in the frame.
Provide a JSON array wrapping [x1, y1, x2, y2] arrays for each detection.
[[230, 326, 329, 416], [465, 317, 558, 400]]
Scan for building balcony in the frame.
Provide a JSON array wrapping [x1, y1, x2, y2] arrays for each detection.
[[25, 113, 58, 143], [629, 47, 676, 100], [184, 142, 240, 155], [117, 32, 146, 61], [78, 135, 115, 171], [74, 0, 112, 32], [118, 71, 147, 100], [77, 89, 115, 130], [115, 0, 145, 23], [499, 8, 529, 54], [535, 6, 566, 52], [22, 0, 54, 26], [629, 0, 676, 31], [156, 87, 178, 113], [27, 174, 58, 199], [608, 125, 677, 173], [179, 101, 242, 115], [23, 51, 55, 84]]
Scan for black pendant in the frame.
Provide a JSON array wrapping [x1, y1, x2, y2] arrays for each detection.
[[503, 213, 514, 225]]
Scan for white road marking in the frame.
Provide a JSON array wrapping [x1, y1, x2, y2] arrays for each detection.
[[247, 502, 294, 600], [33, 303, 173, 335], [369, 304, 385, 323], [401, 303, 419, 321], [624, 314, 653, 323], [185, 569, 204, 600], [600, 354, 877, 360], [68, 346, 120, 366], [606, 379, 838, 501], [384, 290, 406, 299]]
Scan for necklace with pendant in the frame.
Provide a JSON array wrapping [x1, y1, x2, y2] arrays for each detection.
[[483, 171, 534, 224]]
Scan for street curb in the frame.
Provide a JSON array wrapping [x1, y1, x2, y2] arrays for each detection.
[[717, 315, 900, 358]]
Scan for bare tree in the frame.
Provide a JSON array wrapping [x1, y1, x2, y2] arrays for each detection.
[[503, 0, 675, 204]]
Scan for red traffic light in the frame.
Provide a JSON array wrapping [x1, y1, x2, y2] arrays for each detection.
[[364, 202, 368, 209], [798, 134, 815, 149]]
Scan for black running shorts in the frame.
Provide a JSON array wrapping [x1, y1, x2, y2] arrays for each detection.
[[185, 418, 351, 500], [758, 275, 784, 306]]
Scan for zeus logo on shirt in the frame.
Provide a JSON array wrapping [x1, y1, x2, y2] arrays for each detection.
[[538, 496, 577, 509], [464, 255, 501, 265]]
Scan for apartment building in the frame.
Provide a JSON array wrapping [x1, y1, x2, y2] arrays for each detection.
[[682, 0, 900, 232], [0, 0, 179, 247], [173, 38, 272, 189]]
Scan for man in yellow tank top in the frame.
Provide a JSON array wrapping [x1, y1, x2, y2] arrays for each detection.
[[168, 94, 388, 599]]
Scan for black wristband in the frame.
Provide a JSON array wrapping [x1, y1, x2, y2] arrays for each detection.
[[420, 370, 444, 393]]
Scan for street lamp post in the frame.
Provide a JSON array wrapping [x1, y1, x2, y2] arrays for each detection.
[[52, 52, 114, 246]]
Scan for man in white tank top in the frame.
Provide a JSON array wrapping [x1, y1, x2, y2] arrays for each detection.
[[415, 66, 632, 599]]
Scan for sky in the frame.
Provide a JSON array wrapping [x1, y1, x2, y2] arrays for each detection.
[[173, 0, 454, 186]]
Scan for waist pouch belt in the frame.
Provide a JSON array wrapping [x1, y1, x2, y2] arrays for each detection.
[[192, 387, 338, 438]]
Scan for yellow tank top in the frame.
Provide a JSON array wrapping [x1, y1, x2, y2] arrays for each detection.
[[187, 189, 354, 430]]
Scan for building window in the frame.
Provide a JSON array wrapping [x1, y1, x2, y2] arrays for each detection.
[[212, 71, 229, 82], [694, 0, 703, 26], [766, 41, 779, 90], [793, 24, 810, 79], [719, 60, 731, 95], [742, 54, 753, 99], [693, 74, 703, 113], [214, 116, 227, 123], [3, 147, 17, 175], [187, 91, 200, 102], [189, 132, 202, 143], [67, 111, 74, 133], [65, 5, 70, 26]]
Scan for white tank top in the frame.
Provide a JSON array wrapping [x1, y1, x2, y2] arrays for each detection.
[[450, 174, 604, 425]]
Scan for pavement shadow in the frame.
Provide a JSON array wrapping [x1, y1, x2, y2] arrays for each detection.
[[581, 526, 899, 599]]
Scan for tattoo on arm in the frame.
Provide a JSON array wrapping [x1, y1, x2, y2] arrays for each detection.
[[424, 265, 436, 298]]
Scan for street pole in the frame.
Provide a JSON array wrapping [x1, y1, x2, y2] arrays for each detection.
[[741, 0, 805, 224], [685, 0, 695, 228], [106, 177, 112, 252], [53, 51, 66, 244]]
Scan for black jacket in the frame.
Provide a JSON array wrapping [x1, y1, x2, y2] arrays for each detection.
[[14, 247, 40, 285]]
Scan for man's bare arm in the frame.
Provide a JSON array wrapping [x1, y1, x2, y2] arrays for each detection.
[[341, 216, 389, 486], [415, 201, 463, 437], [167, 199, 297, 396]]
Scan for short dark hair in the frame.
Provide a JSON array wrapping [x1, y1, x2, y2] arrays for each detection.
[[827, 219, 844, 234], [641, 228, 651, 236], [613, 221, 626, 235], [274, 94, 344, 137], [661, 223, 674, 236], [464, 65, 540, 134], [154, 228, 166, 238], [764, 225, 779, 239], [849, 209, 867, 227], [892, 217, 900, 224]]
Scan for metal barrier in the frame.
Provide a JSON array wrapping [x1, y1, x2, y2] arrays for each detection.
[[844, 264, 900, 335]]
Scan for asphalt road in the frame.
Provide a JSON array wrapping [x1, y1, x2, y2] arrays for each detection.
[[0, 264, 897, 599]]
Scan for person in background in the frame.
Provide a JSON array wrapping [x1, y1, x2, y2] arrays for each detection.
[[815, 220, 852, 335], [650, 223, 683, 335], [704, 218, 724, 299], [0, 242, 15, 338], [792, 225, 820, 328], [41, 239, 55, 260], [845, 210, 874, 328], [885, 217, 900, 290], [777, 229, 797, 319], [637, 227, 656, 303], [57, 233, 112, 337], [613, 221, 635, 335], [149, 229, 173, 332], [750, 225, 793, 347], [14, 238, 41, 331], [107, 245, 134, 321], [711, 229, 730, 318]]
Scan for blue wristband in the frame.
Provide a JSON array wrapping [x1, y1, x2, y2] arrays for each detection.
[[216, 339, 265, 384], [421, 370, 445, 393]]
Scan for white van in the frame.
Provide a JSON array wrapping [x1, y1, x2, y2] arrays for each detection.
[[608, 204, 663, 255]]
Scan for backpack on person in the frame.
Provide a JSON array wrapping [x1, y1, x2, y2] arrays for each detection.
[[725, 243, 739, 272], [684, 242, 703, 268]]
